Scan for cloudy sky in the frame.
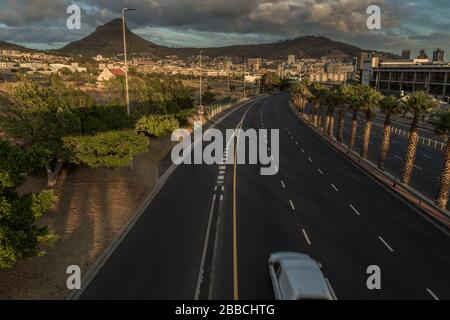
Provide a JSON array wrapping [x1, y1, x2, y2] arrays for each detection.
[[1, 0, 450, 58]]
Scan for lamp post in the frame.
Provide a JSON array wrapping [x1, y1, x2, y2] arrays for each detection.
[[199, 50, 204, 114], [122, 8, 136, 115]]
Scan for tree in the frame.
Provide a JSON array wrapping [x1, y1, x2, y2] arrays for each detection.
[[0, 140, 58, 268], [400, 91, 438, 185], [432, 111, 450, 209], [308, 83, 326, 127], [262, 72, 282, 93], [136, 115, 180, 137], [334, 85, 351, 143], [377, 96, 401, 170], [201, 91, 216, 105], [291, 81, 310, 115], [64, 130, 149, 169], [359, 86, 383, 159], [347, 86, 362, 150], [1, 76, 95, 187], [324, 88, 338, 137]]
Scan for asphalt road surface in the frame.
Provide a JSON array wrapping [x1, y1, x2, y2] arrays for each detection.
[[80, 93, 450, 300]]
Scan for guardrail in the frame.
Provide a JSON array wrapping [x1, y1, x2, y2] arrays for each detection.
[[291, 102, 450, 228]]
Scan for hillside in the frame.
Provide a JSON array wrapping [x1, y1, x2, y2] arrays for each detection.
[[59, 19, 396, 59]]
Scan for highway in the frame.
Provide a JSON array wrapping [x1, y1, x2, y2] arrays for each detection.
[[80, 93, 450, 300]]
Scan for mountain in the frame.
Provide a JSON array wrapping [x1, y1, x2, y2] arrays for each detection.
[[0, 41, 28, 51], [59, 19, 394, 59], [60, 18, 166, 56]]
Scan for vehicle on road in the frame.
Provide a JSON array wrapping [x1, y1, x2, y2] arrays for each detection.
[[268, 252, 333, 300]]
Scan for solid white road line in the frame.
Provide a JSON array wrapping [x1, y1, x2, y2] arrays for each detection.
[[349, 204, 361, 216], [426, 288, 439, 300], [302, 229, 311, 245], [281, 180, 286, 189], [194, 194, 217, 300], [331, 184, 339, 192], [318, 169, 324, 175], [325, 278, 338, 300], [378, 236, 394, 252], [289, 200, 295, 210]]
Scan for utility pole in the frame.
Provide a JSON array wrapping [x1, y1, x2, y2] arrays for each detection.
[[122, 8, 135, 115], [199, 50, 203, 114], [243, 67, 246, 99]]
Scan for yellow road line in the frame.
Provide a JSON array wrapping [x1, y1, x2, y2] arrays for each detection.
[[232, 106, 252, 300]]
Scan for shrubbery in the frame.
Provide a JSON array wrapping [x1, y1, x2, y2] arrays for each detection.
[[136, 115, 180, 137], [0, 141, 57, 268], [64, 130, 150, 168]]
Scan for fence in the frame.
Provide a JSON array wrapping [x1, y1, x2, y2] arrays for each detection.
[[205, 97, 248, 120], [372, 121, 446, 151]]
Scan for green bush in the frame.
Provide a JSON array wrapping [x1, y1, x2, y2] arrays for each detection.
[[64, 130, 150, 168], [0, 141, 57, 269], [175, 109, 197, 127], [136, 115, 180, 137]]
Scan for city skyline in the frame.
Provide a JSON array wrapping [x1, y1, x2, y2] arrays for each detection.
[[0, 0, 449, 59]]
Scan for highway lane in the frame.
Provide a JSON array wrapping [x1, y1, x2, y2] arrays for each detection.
[[79, 98, 265, 299], [210, 93, 450, 300]]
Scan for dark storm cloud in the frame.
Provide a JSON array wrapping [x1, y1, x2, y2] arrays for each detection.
[[0, 0, 448, 54]]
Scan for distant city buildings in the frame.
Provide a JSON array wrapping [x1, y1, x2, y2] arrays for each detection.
[[418, 49, 429, 60], [287, 55, 296, 65], [247, 58, 262, 72], [433, 48, 445, 63], [401, 49, 411, 60]]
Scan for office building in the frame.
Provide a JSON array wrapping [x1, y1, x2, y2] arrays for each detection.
[[401, 49, 411, 60], [433, 48, 445, 63], [366, 58, 450, 101], [418, 49, 429, 60]]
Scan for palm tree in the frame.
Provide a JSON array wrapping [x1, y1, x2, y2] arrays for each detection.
[[347, 86, 362, 150], [377, 96, 401, 170], [432, 111, 450, 209], [309, 83, 326, 127], [335, 85, 351, 143], [359, 85, 383, 159], [400, 91, 438, 186], [291, 81, 310, 115], [324, 88, 337, 137]]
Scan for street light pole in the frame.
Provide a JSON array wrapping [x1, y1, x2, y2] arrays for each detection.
[[199, 50, 203, 114], [122, 8, 135, 115], [243, 67, 246, 100]]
